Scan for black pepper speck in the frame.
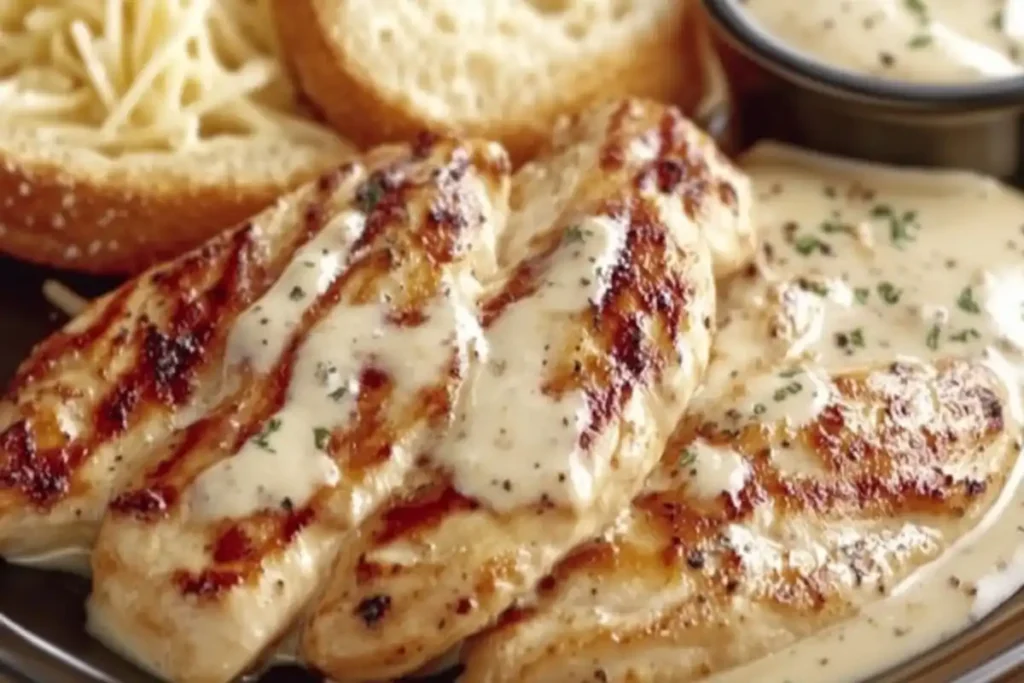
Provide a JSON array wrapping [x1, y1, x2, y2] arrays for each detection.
[[354, 594, 391, 627]]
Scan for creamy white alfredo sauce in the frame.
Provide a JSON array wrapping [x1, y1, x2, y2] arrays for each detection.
[[435, 215, 627, 512], [740, 0, 1024, 83], [183, 182, 490, 520], [225, 209, 369, 375], [192, 273, 484, 520], [703, 143, 1024, 683]]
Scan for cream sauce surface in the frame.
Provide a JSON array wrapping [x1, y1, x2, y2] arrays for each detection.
[[435, 215, 626, 512], [191, 275, 483, 520], [703, 143, 1024, 683], [740, 0, 1024, 83]]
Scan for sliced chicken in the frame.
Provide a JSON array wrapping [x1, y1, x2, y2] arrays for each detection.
[[0, 148, 376, 558], [84, 136, 512, 683], [459, 142, 1024, 683], [299, 100, 754, 681], [505, 100, 755, 279], [460, 357, 1020, 683]]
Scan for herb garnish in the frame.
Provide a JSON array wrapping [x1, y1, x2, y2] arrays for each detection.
[[854, 287, 870, 304], [949, 328, 981, 343], [872, 205, 919, 248], [926, 323, 941, 350], [252, 418, 282, 452], [773, 381, 804, 402], [794, 234, 831, 256], [819, 217, 849, 234], [679, 448, 697, 468], [908, 34, 933, 48], [289, 285, 306, 301], [904, 0, 929, 24], [356, 177, 385, 213], [328, 386, 348, 402], [313, 427, 331, 451], [957, 286, 981, 314], [877, 281, 902, 304], [835, 328, 866, 350], [314, 361, 337, 386], [562, 225, 590, 243], [797, 278, 828, 296]]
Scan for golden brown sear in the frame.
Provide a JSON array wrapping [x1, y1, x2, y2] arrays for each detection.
[[461, 359, 1019, 683]]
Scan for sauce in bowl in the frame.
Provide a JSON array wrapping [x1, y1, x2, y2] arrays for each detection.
[[739, 0, 1024, 84]]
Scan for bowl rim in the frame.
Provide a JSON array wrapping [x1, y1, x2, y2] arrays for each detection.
[[702, 0, 1024, 113]]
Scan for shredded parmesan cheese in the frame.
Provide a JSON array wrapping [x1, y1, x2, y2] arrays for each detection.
[[0, 0, 338, 154]]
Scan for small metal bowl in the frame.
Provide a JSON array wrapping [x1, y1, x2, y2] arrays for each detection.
[[702, 0, 1024, 179]]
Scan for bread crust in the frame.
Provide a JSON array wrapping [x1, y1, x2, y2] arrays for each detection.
[[0, 137, 351, 275], [274, 0, 707, 164]]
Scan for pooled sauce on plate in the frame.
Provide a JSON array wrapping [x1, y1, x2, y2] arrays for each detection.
[[740, 0, 1024, 83], [704, 143, 1024, 683]]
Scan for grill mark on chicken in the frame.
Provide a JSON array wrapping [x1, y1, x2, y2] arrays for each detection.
[[478, 195, 695, 464], [8, 283, 136, 393], [1, 229, 258, 507], [600, 103, 736, 232], [0, 167, 367, 509], [292, 104, 741, 683], [376, 482, 479, 547], [568, 197, 695, 452], [106, 139, 489, 600], [533, 360, 1009, 616], [0, 101, 749, 682], [462, 357, 1017, 683]]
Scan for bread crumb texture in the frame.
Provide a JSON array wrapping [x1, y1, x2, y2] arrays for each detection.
[[276, 0, 707, 161], [0, 0, 353, 273]]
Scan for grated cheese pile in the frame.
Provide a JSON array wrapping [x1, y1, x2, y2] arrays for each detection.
[[0, 0, 337, 154]]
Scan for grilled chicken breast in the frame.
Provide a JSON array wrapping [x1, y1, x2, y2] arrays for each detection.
[[0, 157, 394, 559], [460, 359, 1019, 683], [459, 144, 1024, 683], [299, 101, 753, 682], [0, 99, 754, 683], [86, 136, 511, 683]]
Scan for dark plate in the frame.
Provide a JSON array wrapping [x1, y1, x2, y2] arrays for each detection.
[[0, 256, 1019, 683]]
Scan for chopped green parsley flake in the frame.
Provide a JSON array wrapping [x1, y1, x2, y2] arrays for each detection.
[[314, 427, 331, 450], [949, 328, 981, 343], [357, 178, 385, 213], [835, 328, 866, 350], [957, 286, 981, 314], [871, 204, 920, 248], [679, 448, 697, 468], [562, 225, 591, 243], [819, 218, 849, 234], [877, 281, 902, 304], [793, 234, 830, 256], [798, 279, 829, 296], [252, 418, 282, 452], [991, 10, 1005, 31], [773, 381, 804, 402], [904, 0, 929, 23]]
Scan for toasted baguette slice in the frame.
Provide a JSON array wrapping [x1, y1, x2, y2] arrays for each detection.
[[273, 0, 708, 162], [0, 0, 356, 275], [0, 134, 354, 275]]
